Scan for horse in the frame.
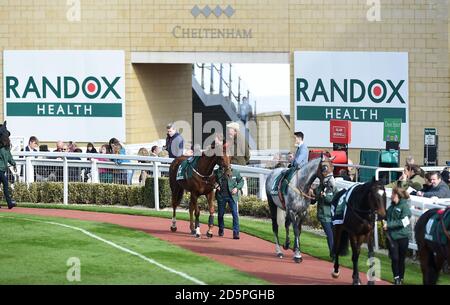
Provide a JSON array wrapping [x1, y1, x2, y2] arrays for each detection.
[[265, 155, 335, 263], [330, 180, 387, 285], [169, 143, 232, 238], [415, 207, 450, 285]]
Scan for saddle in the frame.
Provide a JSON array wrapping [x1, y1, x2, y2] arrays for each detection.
[[176, 157, 201, 181], [425, 207, 450, 247], [331, 184, 359, 225], [270, 167, 298, 209]]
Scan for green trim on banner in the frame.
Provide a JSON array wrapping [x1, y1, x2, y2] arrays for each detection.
[[6, 103, 123, 117], [296, 106, 406, 122]]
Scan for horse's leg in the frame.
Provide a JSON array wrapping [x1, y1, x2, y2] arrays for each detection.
[[189, 194, 198, 235], [269, 200, 283, 258], [206, 192, 215, 238], [170, 186, 183, 232], [331, 226, 341, 278], [193, 196, 202, 238], [283, 212, 291, 250], [292, 215, 303, 263], [367, 232, 376, 285], [350, 235, 363, 285]]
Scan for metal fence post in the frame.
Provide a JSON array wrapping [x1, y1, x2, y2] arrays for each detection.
[[154, 161, 160, 211], [91, 159, 99, 183], [25, 157, 34, 186], [259, 174, 267, 201], [63, 157, 68, 205]]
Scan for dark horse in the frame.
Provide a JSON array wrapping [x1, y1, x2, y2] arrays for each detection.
[[169, 143, 232, 238], [265, 156, 335, 263], [415, 208, 450, 285], [331, 180, 387, 285]]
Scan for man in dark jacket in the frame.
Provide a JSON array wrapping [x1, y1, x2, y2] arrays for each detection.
[[165, 123, 184, 159], [215, 167, 245, 239], [417, 172, 450, 198]]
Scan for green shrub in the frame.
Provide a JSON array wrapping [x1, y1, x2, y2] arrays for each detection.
[[143, 177, 171, 208]]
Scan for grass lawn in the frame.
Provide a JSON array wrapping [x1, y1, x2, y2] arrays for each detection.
[[2, 203, 450, 285], [0, 212, 267, 285]]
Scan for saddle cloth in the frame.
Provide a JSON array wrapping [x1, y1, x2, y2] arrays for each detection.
[[176, 157, 200, 181], [270, 167, 297, 197], [424, 208, 450, 246], [331, 183, 359, 225]]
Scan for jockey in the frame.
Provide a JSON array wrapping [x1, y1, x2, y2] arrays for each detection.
[[291, 131, 308, 169]]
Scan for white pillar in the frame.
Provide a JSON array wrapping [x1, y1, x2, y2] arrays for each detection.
[[63, 157, 68, 205], [25, 157, 34, 186], [91, 159, 99, 183], [154, 161, 160, 211], [259, 174, 267, 201]]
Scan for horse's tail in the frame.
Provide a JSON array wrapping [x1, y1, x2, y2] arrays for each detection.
[[338, 230, 350, 256]]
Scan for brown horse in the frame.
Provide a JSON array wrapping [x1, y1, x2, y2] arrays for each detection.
[[331, 180, 387, 285], [169, 143, 232, 238], [415, 208, 450, 285]]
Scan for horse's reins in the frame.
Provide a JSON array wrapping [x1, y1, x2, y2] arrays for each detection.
[[287, 172, 334, 201], [190, 163, 230, 188]]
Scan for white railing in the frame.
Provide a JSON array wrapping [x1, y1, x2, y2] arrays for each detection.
[[11, 151, 271, 209]]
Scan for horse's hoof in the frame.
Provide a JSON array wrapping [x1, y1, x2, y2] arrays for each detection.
[[206, 232, 213, 238], [170, 226, 177, 232], [331, 271, 340, 279], [195, 234, 201, 238], [368, 281, 375, 286], [277, 253, 283, 259], [294, 257, 303, 264], [190, 230, 196, 235], [352, 279, 362, 285], [283, 243, 290, 250]]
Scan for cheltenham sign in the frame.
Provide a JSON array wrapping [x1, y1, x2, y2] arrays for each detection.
[[294, 51, 409, 149]]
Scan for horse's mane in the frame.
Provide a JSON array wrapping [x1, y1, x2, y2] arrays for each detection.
[[344, 180, 381, 206]]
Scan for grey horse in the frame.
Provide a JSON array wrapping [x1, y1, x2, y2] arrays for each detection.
[[265, 156, 335, 263]]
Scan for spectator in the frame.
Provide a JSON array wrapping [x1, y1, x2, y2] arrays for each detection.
[[338, 168, 352, 181], [383, 187, 412, 285], [226, 122, 250, 166], [54, 141, 65, 153], [416, 172, 450, 198], [441, 167, 450, 187], [238, 96, 253, 125], [165, 123, 185, 158], [68, 141, 78, 152], [86, 143, 97, 155], [24, 136, 39, 152], [84, 143, 98, 181], [109, 138, 130, 185], [287, 152, 294, 164], [98, 144, 112, 183], [137, 147, 150, 185], [386, 164, 425, 193], [150, 145, 161, 157], [20, 136, 39, 178]]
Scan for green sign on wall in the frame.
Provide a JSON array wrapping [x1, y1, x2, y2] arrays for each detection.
[[384, 118, 402, 142]]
